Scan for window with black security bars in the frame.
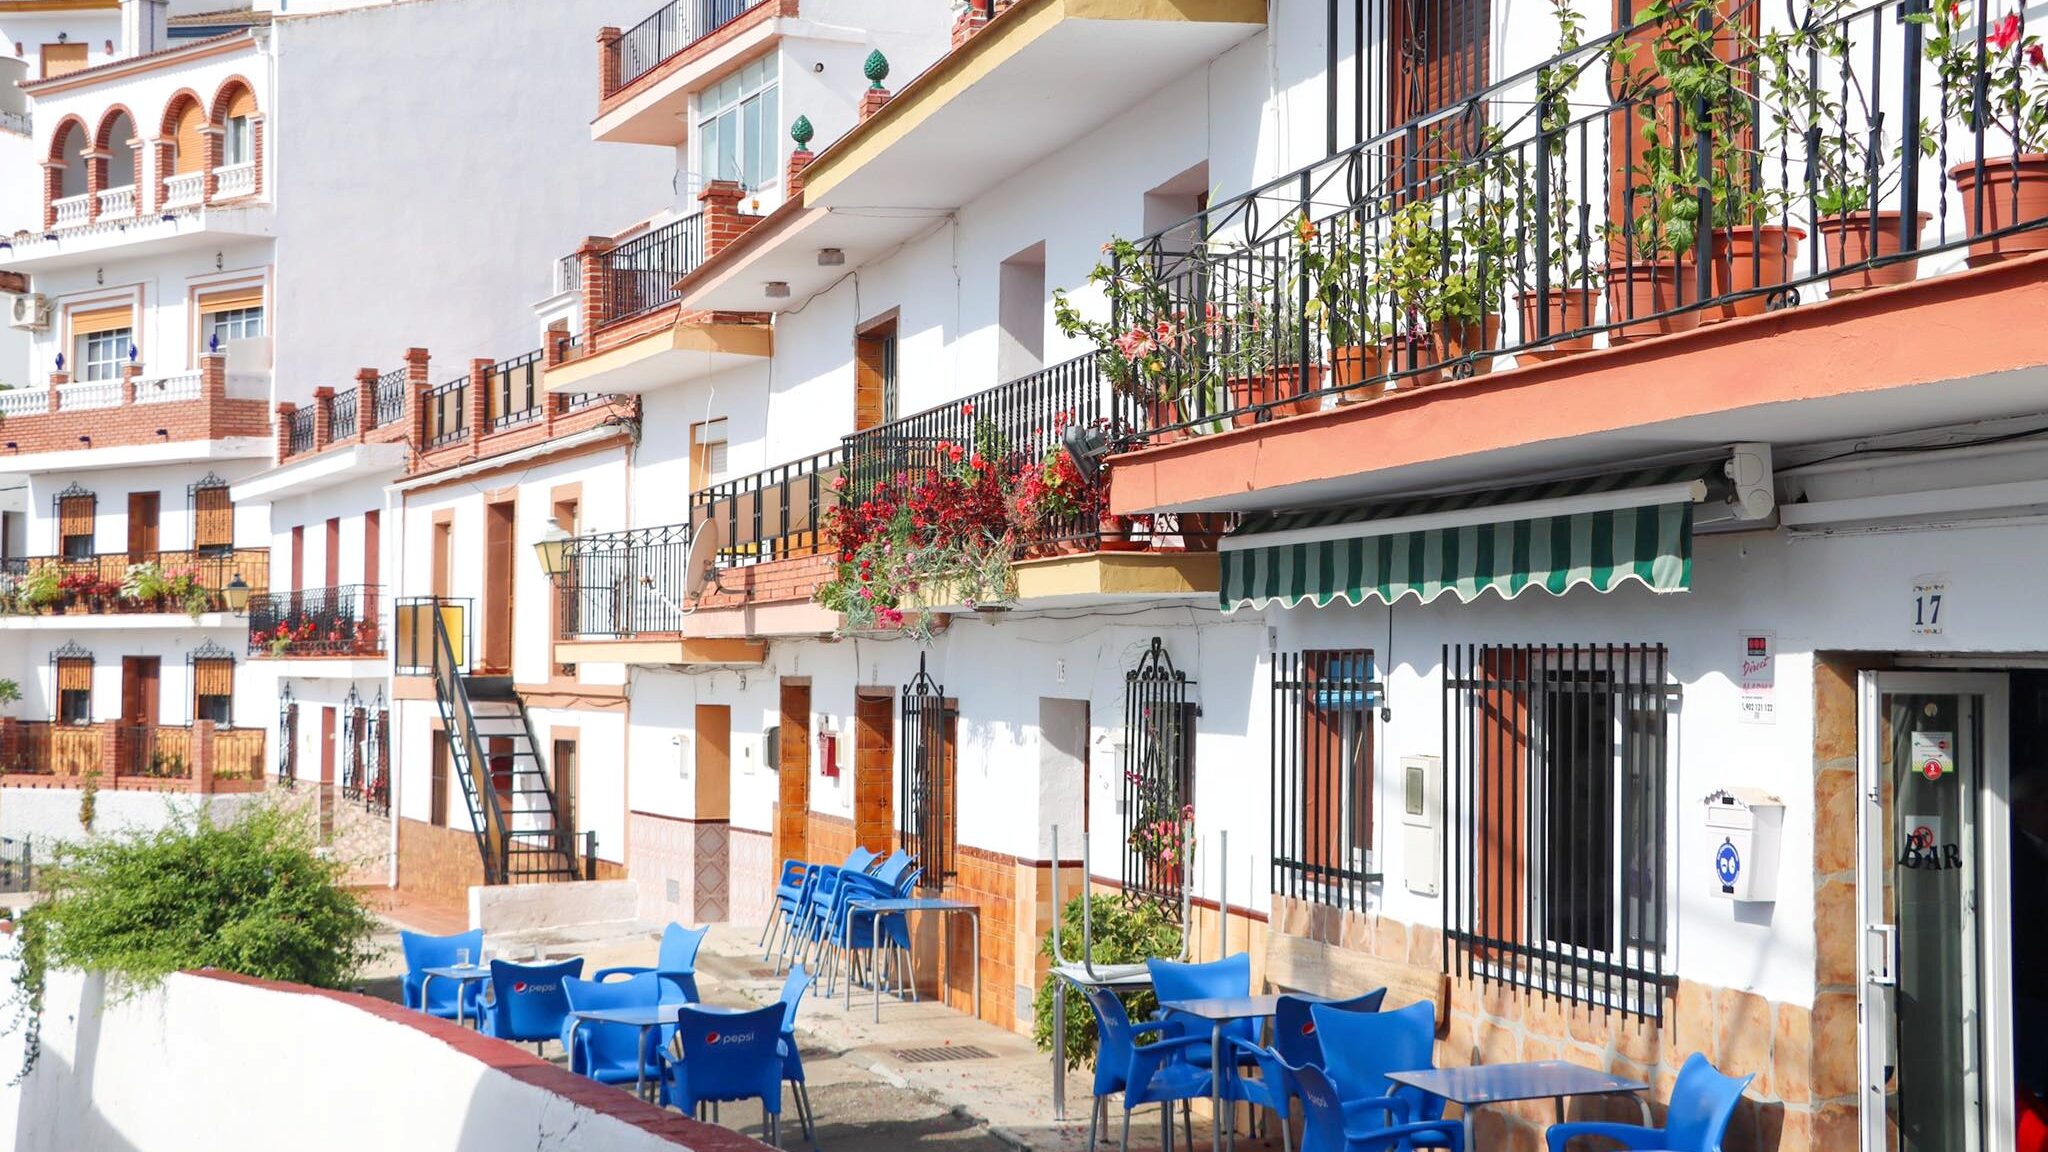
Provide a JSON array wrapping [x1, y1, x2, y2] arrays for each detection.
[[1122, 638, 1197, 915], [1323, 0, 1492, 166], [276, 687, 297, 790], [899, 654, 955, 891], [1272, 650, 1383, 912], [1442, 643, 1674, 1024]]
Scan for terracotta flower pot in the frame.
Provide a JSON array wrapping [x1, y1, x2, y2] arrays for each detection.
[[1097, 512, 1144, 552], [1436, 315, 1501, 375], [1710, 225, 1806, 319], [1950, 156, 2048, 267], [1382, 341, 1442, 389], [1227, 366, 1326, 426], [1330, 344, 1382, 399], [1814, 211, 1928, 295], [1606, 261, 1703, 342], [1515, 287, 1598, 361], [1272, 364, 1325, 417], [1224, 374, 1276, 428], [1140, 395, 1186, 442]]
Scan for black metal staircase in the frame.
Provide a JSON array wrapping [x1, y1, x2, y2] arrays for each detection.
[[423, 603, 580, 884]]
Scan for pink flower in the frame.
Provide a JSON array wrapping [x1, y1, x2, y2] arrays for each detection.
[[1113, 326, 1157, 363], [961, 402, 975, 417], [1992, 10, 2022, 50], [2031, 41, 2046, 67]]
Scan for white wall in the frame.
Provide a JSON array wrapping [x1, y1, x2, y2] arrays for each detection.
[[0, 963, 746, 1152], [0, 787, 267, 848], [20, 459, 269, 555]]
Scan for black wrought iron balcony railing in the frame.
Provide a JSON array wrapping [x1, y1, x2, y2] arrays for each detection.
[[372, 367, 406, 428], [247, 585, 383, 658], [1098, 0, 2048, 440], [285, 406, 314, 455], [425, 374, 468, 447], [692, 448, 842, 571], [329, 386, 360, 441], [556, 522, 693, 639], [597, 214, 706, 327], [609, 0, 768, 96]]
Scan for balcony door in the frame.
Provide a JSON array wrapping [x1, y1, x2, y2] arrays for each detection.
[[777, 681, 811, 870], [119, 657, 159, 727], [482, 500, 515, 673], [126, 493, 159, 557], [854, 689, 894, 855]]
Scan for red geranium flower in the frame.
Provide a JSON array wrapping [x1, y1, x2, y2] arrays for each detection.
[[1992, 10, 2022, 51]]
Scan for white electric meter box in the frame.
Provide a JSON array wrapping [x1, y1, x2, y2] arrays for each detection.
[[1400, 754, 1441, 896], [1703, 788, 1783, 903]]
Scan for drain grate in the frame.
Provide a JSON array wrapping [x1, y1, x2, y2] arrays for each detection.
[[891, 1045, 994, 1065]]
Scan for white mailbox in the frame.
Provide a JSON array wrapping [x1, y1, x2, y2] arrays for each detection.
[[1703, 788, 1784, 903]]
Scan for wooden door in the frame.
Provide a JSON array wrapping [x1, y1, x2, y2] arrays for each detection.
[[551, 737, 577, 843], [290, 525, 305, 593], [119, 657, 160, 726], [777, 682, 811, 866], [853, 690, 894, 855], [482, 501, 514, 672], [694, 705, 731, 821], [431, 519, 453, 598], [319, 707, 336, 785], [853, 317, 897, 431], [126, 492, 159, 557], [363, 509, 381, 588], [324, 517, 341, 588]]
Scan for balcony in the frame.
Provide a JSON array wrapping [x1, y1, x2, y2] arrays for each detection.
[[215, 162, 256, 200], [96, 184, 139, 222], [0, 358, 270, 460], [163, 172, 204, 210], [596, 0, 781, 146], [247, 585, 384, 661], [1094, 0, 2048, 516], [551, 522, 767, 665], [2, 182, 273, 271], [0, 720, 266, 794], [0, 549, 269, 624]]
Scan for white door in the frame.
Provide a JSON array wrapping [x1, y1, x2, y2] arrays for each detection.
[[1856, 672, 2013, 1152]]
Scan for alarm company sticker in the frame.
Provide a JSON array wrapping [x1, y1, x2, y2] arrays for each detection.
[[1716, 839, 1742, 892], [1910, 731, 1955, 782]]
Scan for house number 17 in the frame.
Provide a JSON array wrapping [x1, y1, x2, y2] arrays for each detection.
[[1912, 579, 1947, 636]]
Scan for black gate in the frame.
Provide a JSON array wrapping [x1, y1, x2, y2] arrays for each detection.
[[1271, 649, 1383, 912], [276, 684, 297, 789], [899, 653, 954, 891], [1122, 638, 1197, 913], [339, 686, 366, 804], [366, 691, 391, 817]]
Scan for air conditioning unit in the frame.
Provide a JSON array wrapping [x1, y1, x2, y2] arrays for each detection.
[[8, 293, 48, 332]]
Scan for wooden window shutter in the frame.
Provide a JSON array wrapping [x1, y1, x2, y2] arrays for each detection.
[[173, 104, 205, 174], [193, 658, 234, 699], [39, 43, 86, 79], [193, 485, 233, 550], [196, 285, 264, 313], [57, 658, 92, 692], [1474, 648, 1529, 952], [59, 493, 95, 539], [853, 335, 888, 431], [1388, 0, 1492, 193], [225, 88, 257, 120], [70, 305, 133, 338]]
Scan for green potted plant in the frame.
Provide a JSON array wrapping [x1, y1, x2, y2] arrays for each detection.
[[18, 568, 61, 614], [1296, 211, 1381, 398], [1053, 238, 1197, 440], [1438, 137, 1516, 372], [1518, 1, 1605, 360], [1214, 277, 1318, 426], [1372, 199, 1448, 387], [1915, 1, 2048, 265]]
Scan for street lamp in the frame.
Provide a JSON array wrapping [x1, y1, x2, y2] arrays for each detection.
[[221, 574, 251, 615], [533, 518, 573, 578]]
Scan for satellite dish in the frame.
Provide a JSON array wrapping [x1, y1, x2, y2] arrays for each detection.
[[683, 518, 724, 601]]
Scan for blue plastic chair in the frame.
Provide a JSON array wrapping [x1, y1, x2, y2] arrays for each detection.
[[776, 965, 818, 1143], [478, 957, 584, 1054], [763, 859, 808, 956], [600, 923, 707, 1005], [825, 868, 915, 999], [1231, 989, 1389, 1152], [1546, 1052, 1753, 1152], [1080, 982, 1215, 1152], [1311, 1002, 1443, 1132], [1147, 953, 1262, 1108], [561, 973, 665, 1087], [399, 929, 484, 1022], [664, 1003, 789, 1146], [1293, 1061, 1463, 1152]]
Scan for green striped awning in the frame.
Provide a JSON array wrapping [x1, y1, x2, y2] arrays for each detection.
[[1219, 463, 1718, 612]]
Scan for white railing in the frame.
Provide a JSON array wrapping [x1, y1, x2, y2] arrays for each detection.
[[133, 371, 202, 405], [51, 194, 90, 227], [0, 110, 28, 136], [225, 373, 270, 401], [56, 379, 121, 411], [0, 388, 46, 418], [96, 185, 137, 220], [214, 163, 255, 200], [163, 172, 204, 210]]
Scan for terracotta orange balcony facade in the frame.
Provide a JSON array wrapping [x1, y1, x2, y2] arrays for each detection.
[[0, 718, 266, 794]]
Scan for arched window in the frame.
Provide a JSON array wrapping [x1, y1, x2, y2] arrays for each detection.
[[97, 109, 137, 189], [214, 83, 256, 169], [51, 120, 87, 198], [167, 97, 205, 175]]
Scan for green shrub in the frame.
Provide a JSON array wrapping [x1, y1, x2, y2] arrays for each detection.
[[6, 803, 382, 1076], [1031, 893, 1183, 1072]]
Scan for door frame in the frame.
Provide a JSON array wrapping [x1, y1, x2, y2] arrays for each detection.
[[1856, 671, 2014, 1152]]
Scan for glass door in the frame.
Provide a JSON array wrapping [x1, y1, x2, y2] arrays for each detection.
[[1857, 673, 2013, 1152]]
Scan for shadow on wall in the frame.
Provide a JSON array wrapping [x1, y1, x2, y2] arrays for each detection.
[[10, 971, 147, 1152]]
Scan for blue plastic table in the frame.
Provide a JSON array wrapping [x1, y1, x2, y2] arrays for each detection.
[[419, 964, 489, 1028], [1157, 994, 1299, 1152], [1387, 1060, 1650, 1150], [843, 897, 980, 1022]]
